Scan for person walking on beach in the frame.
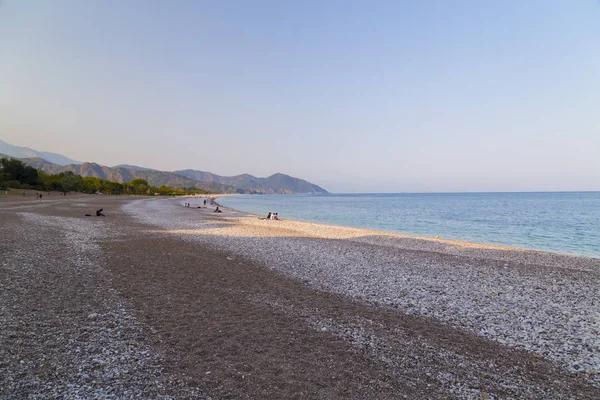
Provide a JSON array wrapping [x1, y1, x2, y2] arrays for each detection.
[[204, 199, 207, 206]]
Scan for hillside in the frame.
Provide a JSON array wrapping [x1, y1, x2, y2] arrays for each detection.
[[21, 158, 241, 193], [175, 170, 328, 194], [112, 164, 158, 172], [0, 139, 80, 166], [2, 138, 330, 194]]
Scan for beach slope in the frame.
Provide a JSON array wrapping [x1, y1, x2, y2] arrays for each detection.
[[1, 194, 598, 399]]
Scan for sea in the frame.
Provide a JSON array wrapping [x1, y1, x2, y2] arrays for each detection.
[[217, 192, 600, 259]]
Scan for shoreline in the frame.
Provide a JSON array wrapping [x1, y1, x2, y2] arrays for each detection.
[[124, 197, 600, 384], [3, 195, 600, 398], [212, 195, 598, 262]]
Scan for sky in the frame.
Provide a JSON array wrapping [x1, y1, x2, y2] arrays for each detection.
[[1, 0, 599, 193]]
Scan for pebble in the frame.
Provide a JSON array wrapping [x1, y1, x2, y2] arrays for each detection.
[[125, 197, 600, 386], [1, 211, 206, 399]]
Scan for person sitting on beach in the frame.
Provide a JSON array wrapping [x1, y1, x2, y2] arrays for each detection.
[[96, 208, 106, 217], [267, 212, 272, 220], [273, 213, 279, 220], [214, 206, 222, 213]]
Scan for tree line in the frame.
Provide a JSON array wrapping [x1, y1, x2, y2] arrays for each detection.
[[0, 157, 207, 196]]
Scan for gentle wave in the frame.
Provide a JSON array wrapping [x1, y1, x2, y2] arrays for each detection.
[[217, 192, 600, 258]]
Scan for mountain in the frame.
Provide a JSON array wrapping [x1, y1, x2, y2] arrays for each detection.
[[16, 157, 55, 170], [0, 139, 80, 166], [4, 139, 329, 194], [175, 170, 328, 194], [23, 158, 240, 193], [112, 164, 157, 172]]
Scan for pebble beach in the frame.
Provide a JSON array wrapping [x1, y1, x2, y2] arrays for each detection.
[[1, 193, 599, 399], [128, 197, 600, 384]]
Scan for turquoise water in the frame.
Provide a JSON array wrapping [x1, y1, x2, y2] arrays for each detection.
[[217, 192, 600, 258]]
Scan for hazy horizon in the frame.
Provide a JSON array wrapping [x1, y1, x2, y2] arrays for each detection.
[[1, 1, 599, 193]]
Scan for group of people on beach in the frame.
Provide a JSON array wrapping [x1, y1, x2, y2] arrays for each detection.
[[31, 192, 67, 198], [266, 212, 279, 220], [184, 199, 212, 207], [184, 199, 211, 208], [183, 199, 222, 213]]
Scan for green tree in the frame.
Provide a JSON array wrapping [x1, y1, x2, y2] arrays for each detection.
[[82, 176, 102, 193], [157, 185, 172, 195], [59, 171, 83, 192], [129, 178, 149, 186], [106, 181, 124, 195], [0, 157, 38, 186], [129, 178, 149, 195]]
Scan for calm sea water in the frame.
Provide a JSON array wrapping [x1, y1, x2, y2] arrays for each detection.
[[217, 192, 600, 258]]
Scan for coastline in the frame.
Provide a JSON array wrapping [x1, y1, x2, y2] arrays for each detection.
[[126, 197, 600, 381], [212, 195, 598, 263], [3, 195, 600, 398]]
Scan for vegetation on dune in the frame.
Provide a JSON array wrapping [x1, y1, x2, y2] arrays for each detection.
[[0, 157, 207, 196]]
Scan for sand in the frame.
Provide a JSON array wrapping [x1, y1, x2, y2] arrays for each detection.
[[1, 194, 599, 399]]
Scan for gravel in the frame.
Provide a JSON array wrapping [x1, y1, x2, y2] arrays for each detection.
[[0, 211, 204, 399], [125, 197, 600, 386], [3, 195, 598, 398]]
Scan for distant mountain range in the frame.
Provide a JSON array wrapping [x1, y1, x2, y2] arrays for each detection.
[[176, 170, 328, 194], [0, 139, 80, 166], [1, 139, 328, 194], [20, 157, 239, 193]]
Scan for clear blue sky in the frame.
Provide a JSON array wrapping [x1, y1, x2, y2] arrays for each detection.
[[1, 0, 599, 193]]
